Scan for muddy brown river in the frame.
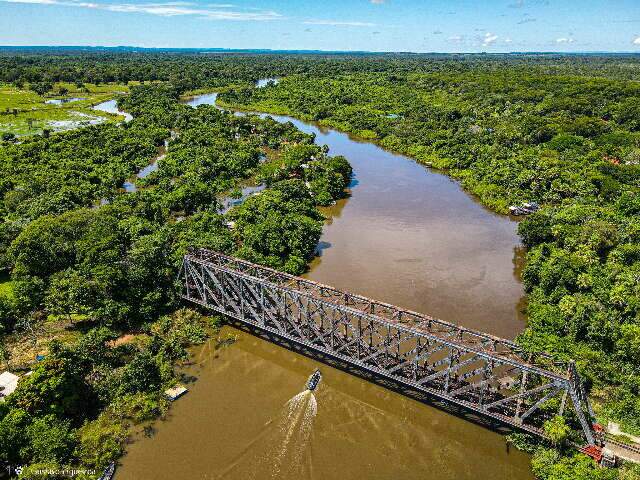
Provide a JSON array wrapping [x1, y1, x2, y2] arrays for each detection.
[[115, 93, 533, 480]]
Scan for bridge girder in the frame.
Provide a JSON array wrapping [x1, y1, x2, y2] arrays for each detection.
[[180, 249, 596, 445]]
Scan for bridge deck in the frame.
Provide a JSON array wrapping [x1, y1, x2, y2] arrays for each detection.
[[180, 249, 596, 445]]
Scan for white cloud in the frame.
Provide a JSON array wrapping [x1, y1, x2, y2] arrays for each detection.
[[447, 34, 464, 43], [508, 0, 549, 7], [555, 37, 575, 44], [1, 0, 281, 20], [370, 0, 384, 3], [634, 36, 640, 45], [504, 37, 513, 43], [482, 32, 498, 46], [3, 0, 58, 3], [303, 20, 376, 27]]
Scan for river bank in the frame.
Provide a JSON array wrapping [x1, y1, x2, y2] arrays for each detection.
[[205, 92, 526, 337], [113, 90, 531, 480]]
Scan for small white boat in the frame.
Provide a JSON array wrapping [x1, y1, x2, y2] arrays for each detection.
[[98, 461, 116, 480], [306, 369, 322, 391], [165, 385, 188, 401], [509, 202, 540, 216]]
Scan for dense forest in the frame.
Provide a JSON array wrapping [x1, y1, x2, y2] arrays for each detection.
[[2, 50, 640, 91], [0, 77, 351, 477], [0, 52, 639, 479], [219, 68, 640, 479]]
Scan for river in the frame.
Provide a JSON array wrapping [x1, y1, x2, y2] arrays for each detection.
[[114, 92, 533, 480], [93, 99, 134, 122]]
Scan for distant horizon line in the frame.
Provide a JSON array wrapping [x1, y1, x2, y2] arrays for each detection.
[[1, 45, 640, 56]]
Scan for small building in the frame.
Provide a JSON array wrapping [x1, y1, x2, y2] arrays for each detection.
[[601, 448, 617, 467], [0, 371, 19, 401]]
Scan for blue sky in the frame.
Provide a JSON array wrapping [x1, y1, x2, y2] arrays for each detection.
[[1, 0, 640, 52]]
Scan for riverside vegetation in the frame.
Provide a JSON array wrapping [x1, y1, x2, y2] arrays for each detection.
[[220, 67, 640, 480], [0, 80, 351, 477], [0, 51, 639, 479]]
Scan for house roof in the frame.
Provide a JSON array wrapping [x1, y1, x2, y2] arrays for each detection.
[[0, 371, 19, 399]]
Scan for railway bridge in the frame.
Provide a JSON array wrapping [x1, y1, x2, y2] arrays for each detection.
[[179, 249, 597, 446]]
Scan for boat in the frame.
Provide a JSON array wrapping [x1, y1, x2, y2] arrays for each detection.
[[164, 384, 188, 401], [509, 202, 540, 216], [98, 461, 116, 480], [306, 369, 322, 391]]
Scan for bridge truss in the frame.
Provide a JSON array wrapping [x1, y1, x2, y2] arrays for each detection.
[[179, 249, 596, 445]]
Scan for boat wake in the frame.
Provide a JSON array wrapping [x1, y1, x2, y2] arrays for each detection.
[[217, 376, 319, 479]]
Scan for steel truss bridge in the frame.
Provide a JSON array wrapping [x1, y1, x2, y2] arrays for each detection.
[[179, 249, 596, 445]]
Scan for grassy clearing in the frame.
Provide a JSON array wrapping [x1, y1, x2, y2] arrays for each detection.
[[0, 270, 13, 298], [0, 82, 132, 136], [0, 317, 83, 371]]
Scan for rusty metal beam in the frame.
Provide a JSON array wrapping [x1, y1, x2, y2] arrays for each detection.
[[180, 249, 597, 445]]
